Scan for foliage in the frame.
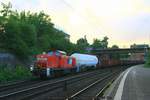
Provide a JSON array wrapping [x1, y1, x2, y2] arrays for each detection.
[[76, 36, 89, 53], [92, 39, 102, 49], [92, 36, 109, 49], [145, 51, 150, 67], [0, 65, 32, 83], [111, 45, 119, 49], [111, 45, 120, 59], [0, 2, 78, 59]]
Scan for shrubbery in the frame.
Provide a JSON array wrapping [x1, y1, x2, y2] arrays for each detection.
[[145, 52, 150, 67], [0, 65, 32, 83]]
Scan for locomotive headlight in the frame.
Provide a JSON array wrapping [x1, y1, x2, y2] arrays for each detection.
[[30, 65, 34, 71]]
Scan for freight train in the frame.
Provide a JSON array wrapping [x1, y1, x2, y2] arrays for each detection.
[[30, 50, 98, 78], [30, 50, 142, 78]]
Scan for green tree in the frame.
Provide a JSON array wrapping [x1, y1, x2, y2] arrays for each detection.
[[101, 36, 109, 48], [111, 45, 120, 59], [92, 36, 109, 49], [111, 45, 119, 49], [0, 2, 79, 60], [92, 39, 102, 49], [146, 51, 150, 66], [2, 13, 30, 58], [0, 2, 12, 17], [76, 36, 89, 53]]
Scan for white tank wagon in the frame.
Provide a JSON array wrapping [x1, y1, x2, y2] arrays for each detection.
[[71, 53, 98, 72]]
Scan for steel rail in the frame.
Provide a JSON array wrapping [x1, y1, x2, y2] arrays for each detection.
[[0, 69, 101, 93], [0, 69, 109, 99], [21, 72, 110, 100], [0, 79, 41, 92], [93, 74, 118, 100], [66, 71, 119, 100]]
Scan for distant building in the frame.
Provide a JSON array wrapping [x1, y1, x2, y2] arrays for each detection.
[[130, 44, 149, 48], [129, 44, 148, 62]]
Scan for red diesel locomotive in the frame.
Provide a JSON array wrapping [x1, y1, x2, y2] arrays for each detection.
[[31, 50, 76, 78]]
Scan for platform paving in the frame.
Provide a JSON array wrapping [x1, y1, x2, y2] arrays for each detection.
[[113, 65, 150, 100]]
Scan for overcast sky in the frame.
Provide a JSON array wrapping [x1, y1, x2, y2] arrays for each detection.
[[1, 0, 150, 47]]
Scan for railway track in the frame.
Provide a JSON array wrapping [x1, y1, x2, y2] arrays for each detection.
[[93, 76, 116, 100], [0, 69, 108, 95], [25, 68, 122, 100], [66, 71, 119, 100], [0, 68, 110, 92], [0, 79, 42, 93], [0, 68, 113, 100]]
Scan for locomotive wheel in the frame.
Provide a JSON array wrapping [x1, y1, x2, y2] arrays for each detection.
[[40, 74, 48, 80], [70, 68, 77, 73], [54, 70, 64, 77]]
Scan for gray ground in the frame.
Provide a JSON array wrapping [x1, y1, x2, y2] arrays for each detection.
[[105, 65, 150, 100], [122, 65, 150, 100]]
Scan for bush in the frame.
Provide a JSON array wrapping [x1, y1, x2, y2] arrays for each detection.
[[0, 65, 32, 83], [145, 51, 150, 68]]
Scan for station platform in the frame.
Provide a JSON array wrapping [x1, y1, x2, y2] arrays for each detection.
[[104, 64, 150, 100]]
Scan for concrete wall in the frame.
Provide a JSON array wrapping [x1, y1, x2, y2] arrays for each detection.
[[0, 52, 20, 67]]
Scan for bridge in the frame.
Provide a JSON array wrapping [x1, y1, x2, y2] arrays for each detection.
[[92, 48, 149, 54]]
